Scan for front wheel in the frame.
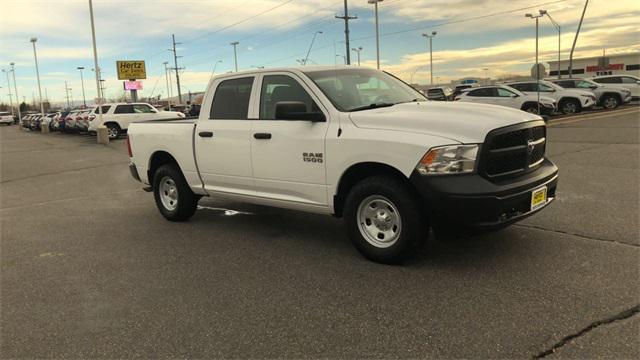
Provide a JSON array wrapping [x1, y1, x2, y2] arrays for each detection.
[[560, 99, 581, 114], [153, 164, 198, 221], [343, 176, 428, 264], [522, 103, 540, 114]]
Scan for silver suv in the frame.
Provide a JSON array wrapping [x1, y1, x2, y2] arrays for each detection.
[[549, 78, 631, 110]]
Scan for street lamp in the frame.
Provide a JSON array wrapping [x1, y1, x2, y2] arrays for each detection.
[[10, 62, 21, 121], [336, 54, 347, 65], [163, 61, 172, 107], [303, 31, 323, 65], [209, 60, 223, 83], [30, 37, 45, 116], [77, 66, 87, 107], [351, 47, 363, 66], [422, 31, 437, 85], [539, 9, 561, 79], [526, 12, 543, 114], [483, 68, 490, 85], [2, 69, 14, 117], [368, 0, 384, 69], [230, 41, 240, 72]]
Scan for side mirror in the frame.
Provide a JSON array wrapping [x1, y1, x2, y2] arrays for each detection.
[[275, 101, 325, 122], [590, 85, 598, 89]]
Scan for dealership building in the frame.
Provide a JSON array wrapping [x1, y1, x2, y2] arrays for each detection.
[[547, 51, 640, 78]]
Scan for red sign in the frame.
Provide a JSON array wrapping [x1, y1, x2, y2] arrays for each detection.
[[123, 80, 143, 90], [586, 63, 624, 72]]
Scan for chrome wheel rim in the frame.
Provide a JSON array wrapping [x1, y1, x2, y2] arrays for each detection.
[[526, 107, 539, 114], [563, 102, 577, 114], [159, 176, 179, 211], [357, 195, 402, 248], [603, 97, 617, 109], [108, 127, 118, 138]]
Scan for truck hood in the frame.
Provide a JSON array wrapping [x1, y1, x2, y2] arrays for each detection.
[[348, 101, 541, 143]]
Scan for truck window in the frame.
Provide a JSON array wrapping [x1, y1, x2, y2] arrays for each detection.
[[114, 105, 134, 114], [259, 75, 319, 119], [133, 104, 154, 113], [467, 88, 494, 97], [210, 77, 254, 120]]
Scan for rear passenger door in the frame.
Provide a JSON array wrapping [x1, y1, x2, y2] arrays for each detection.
[[112, 104, 136, 129], [250, 73, 330, 207], [195, 76, 257, 196]]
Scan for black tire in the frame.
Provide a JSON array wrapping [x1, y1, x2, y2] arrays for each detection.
[[152, 164, 198, 222], [559, 98, 581, 114], [522, 103, 540, 114], [106, 123, 121, 139], [343, 175, 428, 264], [601, 94, 619, 110]]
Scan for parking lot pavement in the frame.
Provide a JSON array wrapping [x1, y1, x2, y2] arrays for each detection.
[[1, 109, 638, 358]]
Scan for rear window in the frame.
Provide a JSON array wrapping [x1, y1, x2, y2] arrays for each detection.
[[114, 104, 134, 114], [593, 77, 621, 84], [210, 77, 254, 120], [467, 88, 494, 97], [93, 105, 111, 114], [427, 89, 444, 94]]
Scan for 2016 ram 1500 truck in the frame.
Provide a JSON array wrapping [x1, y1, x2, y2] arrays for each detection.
[[127, 66, 558, 264]]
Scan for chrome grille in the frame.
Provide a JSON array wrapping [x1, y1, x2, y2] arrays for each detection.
[[483, 124, 546, 179]]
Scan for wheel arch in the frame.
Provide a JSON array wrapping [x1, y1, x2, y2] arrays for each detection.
[[333, 162, 414, 217], [147, 151, 183, 187], [520, 101, 539, 110], [599, 92, 622, 104]]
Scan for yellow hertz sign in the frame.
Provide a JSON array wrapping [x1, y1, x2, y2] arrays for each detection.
[[116, 61, 146, 80]]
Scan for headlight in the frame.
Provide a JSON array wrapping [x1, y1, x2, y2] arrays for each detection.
[[416, 144, 479, 175]]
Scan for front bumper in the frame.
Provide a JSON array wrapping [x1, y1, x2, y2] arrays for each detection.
[[410, 158, 558, 230]]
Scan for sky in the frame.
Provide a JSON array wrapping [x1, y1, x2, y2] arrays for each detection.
[[0, 0, 638, 106]]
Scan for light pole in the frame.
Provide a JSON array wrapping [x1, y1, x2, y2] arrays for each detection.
[[526, 12, 543, 114], [163, 61, 171, 108], [539, 9, 561, 79], [77, 66, 87, 107], [88, 0, 104, 123], [483, 68, 489, 85], [422, 31, 437, 85], [368, 0, 384, 69], [336, 54, 347, 65], [230, 41, 239, 72], [209, 60, 223, 83], [30, 37, 45, 116], [10, 63, 21, 121], [304, 31, 323, 65], [2, 69, 14, 117], [351, 47, 363, 66]]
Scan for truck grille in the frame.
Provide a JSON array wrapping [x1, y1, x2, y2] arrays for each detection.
[[482, 122, 546, 180]]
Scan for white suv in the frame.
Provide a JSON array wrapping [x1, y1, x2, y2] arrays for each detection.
[[88, 102, 185, 139], [507, 80, 596, 114], [591, 75, 640, 99], [455, 85, 556, 115], [0, 111, 14, 125]]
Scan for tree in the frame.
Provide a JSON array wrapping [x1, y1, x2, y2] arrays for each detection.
[[19, 102, 28, 112]]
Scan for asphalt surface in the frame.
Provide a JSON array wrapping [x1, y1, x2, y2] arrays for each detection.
[[1, 107, 639, 359]]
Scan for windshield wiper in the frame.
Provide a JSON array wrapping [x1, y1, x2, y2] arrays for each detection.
[[395, 98, 425, 105], [349, 102, 396, 112]]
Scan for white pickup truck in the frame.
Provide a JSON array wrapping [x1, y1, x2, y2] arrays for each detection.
[[127, 66, 559, 263]]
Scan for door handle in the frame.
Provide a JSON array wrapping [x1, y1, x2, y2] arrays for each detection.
[[198, 131, 213, 138], [253, 132, 272, 140]]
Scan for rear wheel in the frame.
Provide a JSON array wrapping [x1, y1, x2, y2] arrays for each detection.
[[601, 94, 619, 109], [153, 164, 198, 221], [106, 123, 120, 139], [343, 175, 428, 264], [559, 98, 581, 114]]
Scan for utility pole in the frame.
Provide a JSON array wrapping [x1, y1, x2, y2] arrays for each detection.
[[336, 0, 357, 65], [169, 34, 183, 103], [30, 37, 45, 116], [2, 69, 14, 117], [230, 41, 240, 72], [64, 80, 71, 109], [569, 0, 589, 78], [10, 62, 21, 121]]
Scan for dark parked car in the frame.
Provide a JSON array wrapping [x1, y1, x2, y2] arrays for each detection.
[[426, 86, 454, 101]]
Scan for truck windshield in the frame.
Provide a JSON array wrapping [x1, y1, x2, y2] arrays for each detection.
[[304, 68, 426, 112]]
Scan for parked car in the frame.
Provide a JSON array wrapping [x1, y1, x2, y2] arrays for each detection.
[[88, 102, 185, 139], [506, 80, 596, 114], [63, 110, 81, 133], [453, 84, 476, 97], [74, 110, 90, 133], [591, 75, 640, 100], [0, 111, 14, 125], [30, 115, 42, 131], [40, 113, 57, 131], [426, 86, 454, 101], [455, 85, 556, 115], [549, 78, 632, 109], [53, 111, 69, 131], [127, 66, 558, 264], [20, 114, 32, 128]]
